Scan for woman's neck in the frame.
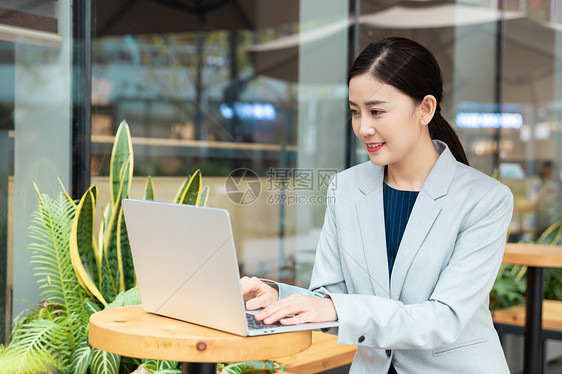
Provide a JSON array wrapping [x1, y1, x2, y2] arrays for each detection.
[[384, 140, 440, 191]]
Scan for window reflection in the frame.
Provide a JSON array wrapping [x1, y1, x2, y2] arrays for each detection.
[[358, 0, 562, 242], [0, 0, 70, 343], [91, 30, 299, 178], [91, 0, 349, 286]]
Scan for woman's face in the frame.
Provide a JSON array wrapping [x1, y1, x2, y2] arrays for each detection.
[[349, 74, 427, 167]]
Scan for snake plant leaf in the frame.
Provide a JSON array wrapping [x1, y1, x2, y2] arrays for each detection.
[[69, 338, 92, 374], [98, 202, 111, 276], [100, 197, 121, 305], [515, 265, 527, 281], [57, 176, 76, 207], [144, 176, 155, 201], [102, 157, 131, 300], [110, 120, 134, 206], [177, 169, 201, 205], [537, 220, 562, 245], [173, 177, 190, 204], [32, 183, 46, 223], [85, 299, 102, 316], [100, 203, 119, 303], [72, 186, 99, 283], [198, 186, 210, 207], [90, 347, 121, 374], [70, 186, 107, 306], [100, 254, 117, 305], [117, 203, 135, 290]]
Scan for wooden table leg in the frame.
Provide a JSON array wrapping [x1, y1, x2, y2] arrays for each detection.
[[524, 266, 544, 374], [182, 362, 217, 374]]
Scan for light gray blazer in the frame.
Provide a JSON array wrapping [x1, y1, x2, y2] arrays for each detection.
[[278, 141, 513, 374]]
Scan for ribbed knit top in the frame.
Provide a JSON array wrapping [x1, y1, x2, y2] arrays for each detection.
[[383, 183, 419, 277]]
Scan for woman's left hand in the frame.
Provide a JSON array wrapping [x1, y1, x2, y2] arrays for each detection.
[[255, 293, 338, 325]]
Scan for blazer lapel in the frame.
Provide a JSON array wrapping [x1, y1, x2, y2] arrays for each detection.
[[355, 164, 390, 298], [390, 141, 457, 300]]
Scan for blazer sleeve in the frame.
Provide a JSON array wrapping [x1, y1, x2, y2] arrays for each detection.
[[278, 176, 347, 300], [324, 184, 513, 349]]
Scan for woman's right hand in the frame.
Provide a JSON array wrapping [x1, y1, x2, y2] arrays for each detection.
[[240, 276, 279, 310]]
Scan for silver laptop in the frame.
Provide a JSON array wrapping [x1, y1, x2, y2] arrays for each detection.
[[122, 199, 339, 336]]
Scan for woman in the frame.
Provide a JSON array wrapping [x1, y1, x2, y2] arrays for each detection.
[[241, 37, 513, 374]]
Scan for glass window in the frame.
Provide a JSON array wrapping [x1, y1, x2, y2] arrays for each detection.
[[357, 0, 562, 243], [0, 0, 73, 343], [91, 0, 349, 287], [500, 0, 562, 240]]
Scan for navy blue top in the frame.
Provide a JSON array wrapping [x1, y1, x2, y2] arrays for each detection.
[[383, 183, 419, 277]]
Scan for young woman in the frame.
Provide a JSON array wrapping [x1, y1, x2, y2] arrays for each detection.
[[241, 37, 513, 374]]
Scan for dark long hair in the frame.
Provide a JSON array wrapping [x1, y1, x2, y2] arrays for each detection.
[[348, 37, 469, 165]]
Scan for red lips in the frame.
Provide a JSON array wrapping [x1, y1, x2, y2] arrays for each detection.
[[366, 142, 385, 152]]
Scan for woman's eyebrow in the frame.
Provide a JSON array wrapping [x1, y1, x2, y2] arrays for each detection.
[[348, 99, 389, 106]]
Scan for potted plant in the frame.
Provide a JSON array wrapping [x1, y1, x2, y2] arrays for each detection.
[[0, 120, 207, 373]]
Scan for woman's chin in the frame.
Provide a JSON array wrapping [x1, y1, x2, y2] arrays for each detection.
[[368, 155, 389, 167]]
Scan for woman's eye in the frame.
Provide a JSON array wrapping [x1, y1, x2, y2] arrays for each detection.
[[370, 110, 382, 116], [349, 109, 360, 117]]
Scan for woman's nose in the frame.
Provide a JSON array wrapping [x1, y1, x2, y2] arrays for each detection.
[[358, 118, 376, 137]]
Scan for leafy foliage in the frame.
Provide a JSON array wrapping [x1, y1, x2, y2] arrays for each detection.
[[141, 359, 181, 374], [0, 191, 91, 373], [29, 190, 88, 324], [90, 347, 121, 374], [490, 264, 526, 310], [70, 121, 208, 308], [490, 220, 562, 310], [217, 360, 286, 373], [70, 338, 93, 374], [106, 286, 142, 309]]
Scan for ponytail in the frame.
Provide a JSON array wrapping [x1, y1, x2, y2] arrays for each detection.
[[429, 112, 469, 166]]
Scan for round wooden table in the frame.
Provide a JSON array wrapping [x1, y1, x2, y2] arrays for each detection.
[[502, 243, 562, 374], [89, 305, 312, 374]]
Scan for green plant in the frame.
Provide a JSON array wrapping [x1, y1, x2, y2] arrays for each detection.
[[66, 120, 208, 373], [490, 220, 562, 310], [217, 360, 286, 373], [70, 121, 208, 308], [0, 120, 209, 373], [0, 189, 91, 373]]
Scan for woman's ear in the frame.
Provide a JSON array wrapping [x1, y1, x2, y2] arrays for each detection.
[[418, 95, 437, 126]]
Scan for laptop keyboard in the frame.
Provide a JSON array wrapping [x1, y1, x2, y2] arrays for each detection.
[[246, 313, 283, 330]]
